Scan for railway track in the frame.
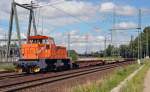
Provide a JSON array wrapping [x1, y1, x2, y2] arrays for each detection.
[[0, 59, 135, 80], [0, 61, 134, 92], [0, 73, 29, 80], [0, 60, 120, 81]]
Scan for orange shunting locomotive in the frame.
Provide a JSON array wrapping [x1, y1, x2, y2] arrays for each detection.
[[15, 35, 72, 73]]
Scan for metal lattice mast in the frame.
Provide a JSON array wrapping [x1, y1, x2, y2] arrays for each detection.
[[85, 34, 89, 55], [131, 35, 134, 58], [67, 32, 71, 57], [146, 28, 149, 58], [7, 0, 15, 58], [6, 0, 38, 59], [111, 7, 116, 57], [7, 0, 22, 58], [138, 9, 142, 60]]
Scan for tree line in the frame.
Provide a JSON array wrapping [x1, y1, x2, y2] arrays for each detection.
[[104, 26, 150, 58]]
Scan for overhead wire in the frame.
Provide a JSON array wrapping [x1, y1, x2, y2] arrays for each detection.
[[35, 0, 95, 34], [35, 0, 99, 30], [47, 4, 102, 51], [37, 0, 67, 8], [34, 0, 107, 50], [37, 8, 41, 33], [41, 13, 44, 35], [50, 5, 96, 27]]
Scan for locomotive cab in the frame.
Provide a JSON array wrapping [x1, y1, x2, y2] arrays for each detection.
[[15, 35, 71, 73], [27, 35, 55, 46]]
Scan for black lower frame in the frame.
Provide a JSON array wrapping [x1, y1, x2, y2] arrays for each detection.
[[14, 59, 72, 73]]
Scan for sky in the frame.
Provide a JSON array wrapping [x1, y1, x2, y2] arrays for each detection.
[[0, 0, 150, 54]]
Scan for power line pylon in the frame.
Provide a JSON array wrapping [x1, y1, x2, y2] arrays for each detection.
[[6, 0, 37, 59]]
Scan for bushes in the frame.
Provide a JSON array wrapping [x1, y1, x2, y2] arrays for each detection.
[[0, 63, 15, 71], [68, 50, 78, 61]]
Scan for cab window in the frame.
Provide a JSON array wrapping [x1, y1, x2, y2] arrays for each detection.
[[29, 39, 42, 44]]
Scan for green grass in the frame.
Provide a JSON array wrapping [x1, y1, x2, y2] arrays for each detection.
[[0, 63, 15, 71], [72, 63, 140, 92], [121, 59, 150, 92]]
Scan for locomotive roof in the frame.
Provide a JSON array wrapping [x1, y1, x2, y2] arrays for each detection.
[[28, 35, 53, 40]]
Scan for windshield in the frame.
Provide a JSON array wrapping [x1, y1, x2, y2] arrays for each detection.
[[28, 39, 49, 44]]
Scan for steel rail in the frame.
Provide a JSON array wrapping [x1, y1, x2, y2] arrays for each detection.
[[0, 61, 133, 92]]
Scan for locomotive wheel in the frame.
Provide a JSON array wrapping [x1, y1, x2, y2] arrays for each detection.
[[32, 66, 40, 73], [28, 67, 40, 73], [15, 67, 23, 73], [28, 68, 33, 73]]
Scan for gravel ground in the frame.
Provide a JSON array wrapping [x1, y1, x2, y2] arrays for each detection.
[[17, 67, 115, 92], [143, 68, 150, 92]]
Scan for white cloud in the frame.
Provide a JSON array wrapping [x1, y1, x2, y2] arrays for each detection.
[[99, 2, 137, 16], [41, 1, 97, 18], [65, 32, 105, 53], [69, 30, 80, 36], [93, 27, 102, 33], [141, 8, 150, 15], [0, 28, 4, 33], [15, 0, 34, 4], [10, 32, 26, 39], [0, 0, 142, 53], [100, 2, 115, 12], [0, 0, 98, 28], [36, 27, 54, 35], [50, 29, 105, 53], [0, 27, 26, 40], [0, 28, 6, 39], [114, 22, 137, 29], [37, 0, 98, 27]]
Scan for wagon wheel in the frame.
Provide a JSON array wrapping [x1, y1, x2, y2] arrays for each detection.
[[15, 67, 23, 73]]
